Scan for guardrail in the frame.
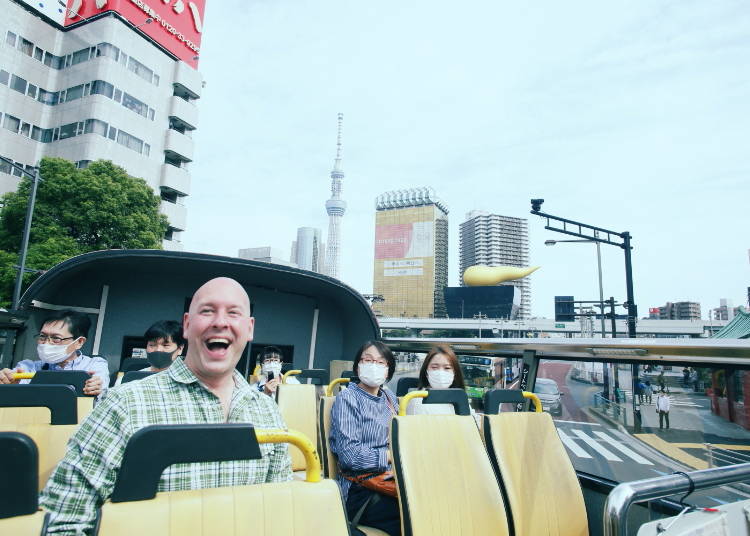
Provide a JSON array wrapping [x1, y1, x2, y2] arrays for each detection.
[[603, 462, 750, 536], [705, 444, 750, 495], [592, 393, 628, 427]]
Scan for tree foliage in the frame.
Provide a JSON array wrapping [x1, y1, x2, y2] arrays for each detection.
[[0, 158, 168, 306]]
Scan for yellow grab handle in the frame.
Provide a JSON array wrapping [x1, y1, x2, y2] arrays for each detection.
[[12, 372, 35, 381], [255, 428, 321, 482], [325, 378, 350, 397], [522, 391, 543, 412], [282, 369, 301, 383], [399, 390, 429, 416], [252, 365, 261, 377]]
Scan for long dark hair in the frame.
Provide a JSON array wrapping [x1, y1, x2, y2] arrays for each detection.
[[418, 345, 465, 389], [352, 340, 396, 381]]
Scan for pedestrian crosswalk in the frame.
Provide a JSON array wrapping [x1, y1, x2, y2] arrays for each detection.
[[557, 428, 655, 465], [620, 390, 701, 408]]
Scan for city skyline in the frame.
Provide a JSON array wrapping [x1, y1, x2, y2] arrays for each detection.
[[183, 1, 750, 318]]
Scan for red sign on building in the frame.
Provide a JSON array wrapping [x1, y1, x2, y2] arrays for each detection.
[[65, 0, 206, 68]]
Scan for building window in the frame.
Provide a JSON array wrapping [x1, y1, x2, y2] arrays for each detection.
[[65, 84, 84, 102], [0, 157, 10, 174], [10, 75, 27, 94], [96, 42, 120, 61], [0, 70, 8, 86], [91, 80, 114, 98], [71, 48, 89, 65], [148, 108, 155, 121], [116, 130, 144, 153], [107, 126, 117, 140], [143, 143, 150, 156], [153, 74, 159, 86], [59, 122, 78, 140], [3, 115, 20, 133], [122, 92, 148, 117], [38, 89, 58, 105], [43, 52, 63, 69], [31, 125, 42, 141], [20, 123, 30, 137], [127, 56, 154, 84], [84, 119, 108, 136], [33, 46, 43, 61], [19, 38, 33, 57], [113, 89, 122, 103], [5, 31, 16, 47]]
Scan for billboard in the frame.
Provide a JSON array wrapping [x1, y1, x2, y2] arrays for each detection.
[[375, 222, 433, 262], [16, 0, 68, 24], [64, 0, 205, 68]]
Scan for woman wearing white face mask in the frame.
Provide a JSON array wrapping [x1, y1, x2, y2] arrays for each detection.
[[406, 345, 469, 416], [329, 340, 401, 536], [256, 346, 299, 396]]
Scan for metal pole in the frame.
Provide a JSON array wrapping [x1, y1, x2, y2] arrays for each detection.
[[11, 166, 40, 310], [622, 232, 640, 431], [596, 240, 606, 338]]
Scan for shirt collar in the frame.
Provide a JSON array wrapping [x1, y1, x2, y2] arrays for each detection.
[[351, 381, 389, 402], [168, 356, 248, 390], [56, 350, 82, 369]]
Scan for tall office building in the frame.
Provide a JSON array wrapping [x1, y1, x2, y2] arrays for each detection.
[[290, 226, 324, 273], [459, 210, 532, 319], [373, 187, 448, 318], [656, 301, 701, 321], [0, 0, 206, 250], [324, 113, 345, 279]]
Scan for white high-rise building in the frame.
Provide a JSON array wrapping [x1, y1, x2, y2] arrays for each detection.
[[290, 226, 324, 273], [459, 210, 532, 319], [324, 113, 345, 279], [0, 0, 206, 250], [238, 246, 296, 268]]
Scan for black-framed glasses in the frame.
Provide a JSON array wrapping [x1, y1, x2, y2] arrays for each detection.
[[36, 334, 75, 345]]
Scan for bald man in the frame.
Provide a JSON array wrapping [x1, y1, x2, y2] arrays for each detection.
[[40, 278, 292, 535]]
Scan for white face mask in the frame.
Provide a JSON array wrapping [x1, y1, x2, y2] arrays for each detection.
[[37, 341, 76, 364], [427, 369, 454, 389], [358, 362, 387, 388], [262, 362, 282, 377]]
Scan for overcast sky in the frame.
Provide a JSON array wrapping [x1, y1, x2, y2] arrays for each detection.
[[184, 0, 750, 319]]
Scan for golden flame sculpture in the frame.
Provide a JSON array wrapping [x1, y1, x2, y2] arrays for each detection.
[[463, 265, 540, 286]]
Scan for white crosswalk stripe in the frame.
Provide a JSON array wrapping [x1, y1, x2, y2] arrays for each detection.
[[557, 428, 655, 465]]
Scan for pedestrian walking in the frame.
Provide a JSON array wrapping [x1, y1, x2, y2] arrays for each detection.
[[656, 388, 670, 430], [643, 381, 653, 404], [636, 379, 645, 404], [682, 367, 690, 387], [657, 371, 667, 393]]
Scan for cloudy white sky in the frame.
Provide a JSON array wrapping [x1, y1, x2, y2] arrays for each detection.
[[184, 0, 750, 319]]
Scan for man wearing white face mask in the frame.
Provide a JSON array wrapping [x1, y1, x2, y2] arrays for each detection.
[[330, 340, 401, 536], [0, 310, 109, 397], [256, 346, 298, 396]]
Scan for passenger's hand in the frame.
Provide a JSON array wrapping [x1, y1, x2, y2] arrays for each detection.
[[0, 368, 20, 384], [83, 373, 103, 396], [264, 378, 280, 396]]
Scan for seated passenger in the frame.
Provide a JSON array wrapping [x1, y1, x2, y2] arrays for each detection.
[[406, 344, 466, 415], [256, 345, 299, 396], [39, 277, 292, 535], [0, 310, 109, 397], [329, 340, 401, 536], [143, 320, 186, 372]]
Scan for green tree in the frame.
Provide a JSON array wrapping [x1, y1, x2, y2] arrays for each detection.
[[0, 158, 168, 306]]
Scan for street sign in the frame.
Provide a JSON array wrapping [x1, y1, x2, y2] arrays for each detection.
[[555, 323, 565, 328]]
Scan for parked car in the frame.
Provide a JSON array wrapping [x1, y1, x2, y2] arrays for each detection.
[[534, 378, 563, 416]]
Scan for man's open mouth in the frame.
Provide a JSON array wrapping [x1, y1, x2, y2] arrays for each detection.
[[205, 338, 230, 352]]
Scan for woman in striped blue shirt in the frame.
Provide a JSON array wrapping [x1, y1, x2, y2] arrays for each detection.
[[329, 340, 401, 536]]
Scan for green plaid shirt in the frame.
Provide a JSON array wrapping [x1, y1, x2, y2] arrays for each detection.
[[40, 357, 292, 535]]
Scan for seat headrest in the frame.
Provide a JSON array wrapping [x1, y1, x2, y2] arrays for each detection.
[[0, 432, 38, 519], [0, 384, 78, 424], [121, 371, 156, 384], [111, 424, 262, 503], [484, 389, 526, 415], [396, 377, 419, 396], [29, 370, 92, 397], [423, 388, 471, 415], [120, 358, 149, 373], [296, 369, 328, 385]]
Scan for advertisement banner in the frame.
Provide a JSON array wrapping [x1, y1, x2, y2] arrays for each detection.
[[384, 268, 423, 277], [375, 221, 433, 260], [65, 0, 205, 68]]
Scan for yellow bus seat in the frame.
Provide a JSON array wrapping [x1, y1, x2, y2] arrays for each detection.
[[484, 412, 588, 536], [391, 414, 510, 536], [276, 384, 319, 472], [318, 396, 337, 479], [77, 395, 95, 422], [0, 431, 50, 534], [96, 424, 349, 536], [0, 384, 79, 425]]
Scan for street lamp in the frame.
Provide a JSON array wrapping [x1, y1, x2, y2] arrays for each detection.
[[531, 199, 641, 431], [0, 156, 41, 310], [545, 237, 606, 338]]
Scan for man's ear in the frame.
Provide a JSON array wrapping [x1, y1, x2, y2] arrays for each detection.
[[183, 312, 190, 334], [75, 337, 86, 350], [247, 317, 255, 342]]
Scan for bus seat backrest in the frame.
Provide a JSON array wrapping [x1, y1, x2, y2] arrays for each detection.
[[484, 389, 528, 415], [318, 396, 338, 479], [340, 371, 356, 379], [121, 371, 156, 384], [423, 388, 471, 415], [120, 358, 148, 373], [396, 377, 419, 397], [77, 396, 95, 422], [98, 423, 348, 536], [0, 384, 78, 425], [0, 423, 78, 491], [391, 415, 509, 536], [0, 431, 49, 534], [295, 369, 328, 385], [276, 384, 318, 472], [484, 412, 588, 536], [29, 370, 90, 396]]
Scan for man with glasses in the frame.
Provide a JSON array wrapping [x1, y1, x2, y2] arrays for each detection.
[[256, 345, 298, 396], [0, 310, 109, 396]]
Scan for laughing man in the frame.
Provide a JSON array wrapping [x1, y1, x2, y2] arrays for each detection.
[[40, 277, 292, 535]]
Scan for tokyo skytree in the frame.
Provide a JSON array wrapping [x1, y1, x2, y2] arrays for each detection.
[[324, 113, 346, 279]]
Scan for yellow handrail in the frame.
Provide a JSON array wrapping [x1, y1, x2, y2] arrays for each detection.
[[399, 390, 429, 416], [325, 378, 350, 397], [255, 429, 321, 482], [522, 391, 543, 412], [12, 372, 35, 381], [282, 369, 301, 383]]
